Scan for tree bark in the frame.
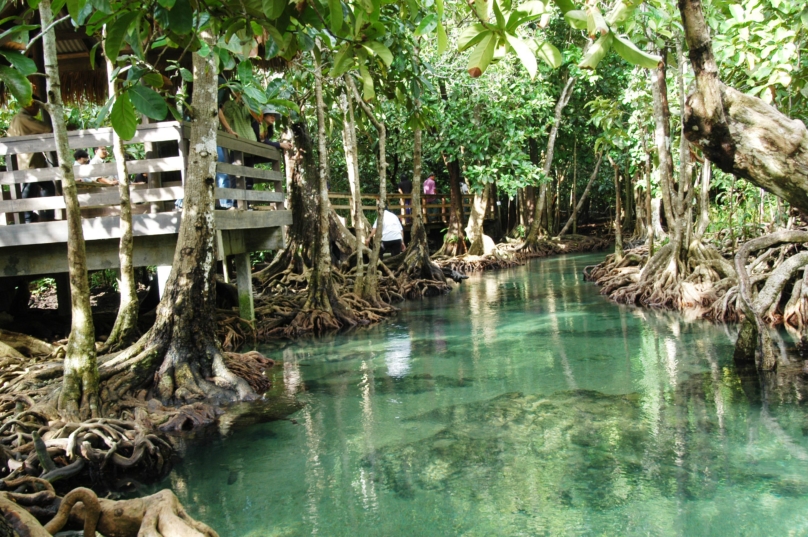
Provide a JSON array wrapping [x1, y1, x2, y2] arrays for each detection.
[[557, 154, 602, 237], [524, 76, 575, 246], [101, 40, 138, 354], [679, 0, 808, 214], [287, 46, 357, 330], [99, 30, 253, 404], [347, 76, 386, 306], [466, 183, 490, 255], [608, 155, 623, 262], [436, 157, 467, 256], [40, 0, 98, 419], [340, 83, 365, 296]]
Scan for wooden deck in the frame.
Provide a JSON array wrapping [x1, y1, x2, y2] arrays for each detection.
[[329, 192, 494, 227], [0, 121, 291, 321]]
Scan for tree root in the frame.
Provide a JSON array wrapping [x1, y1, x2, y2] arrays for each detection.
[[0, 486, 217, 536]]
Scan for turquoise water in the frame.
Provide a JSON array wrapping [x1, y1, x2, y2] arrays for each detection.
[[160, 254, 808, 536]]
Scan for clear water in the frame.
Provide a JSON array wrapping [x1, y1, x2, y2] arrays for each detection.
[[158, 254, 808, 536]]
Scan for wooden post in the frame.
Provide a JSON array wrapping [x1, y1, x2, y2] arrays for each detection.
[[55, 272, 71, 317], [234, 252, 254, 322], [273, 158, 282, 210], [144, 118, 162, 214]]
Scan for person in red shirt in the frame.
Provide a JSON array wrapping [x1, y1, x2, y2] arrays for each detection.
[[423, 173, 436, 222]]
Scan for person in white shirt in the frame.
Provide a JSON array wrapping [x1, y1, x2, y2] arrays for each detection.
[[367, 207, 406, 254], [89, 146, 118, 185]]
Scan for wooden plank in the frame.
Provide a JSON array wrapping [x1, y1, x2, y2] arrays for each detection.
[[216, 162, 283, 182], [0, 234, 178, 277], [180, 124, 281, 162], [214, 188, 284, 202], [0, 211, 184, 247], [234, 251, 255, 321], [215, 209, 292, 230], [0, 156, 185, 186], [0, 186, 185, 213], [244, 227, 284, 252], [0, 207, 290, 247], [0, 122, 182, 156]]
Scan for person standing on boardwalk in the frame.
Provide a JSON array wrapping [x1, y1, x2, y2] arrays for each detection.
[[8, 100, 55, 222], [423, 172, 436, 221], [367, 207, 406, 255]]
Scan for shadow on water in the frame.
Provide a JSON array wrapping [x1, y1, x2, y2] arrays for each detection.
[[151, 254, 808, 537]]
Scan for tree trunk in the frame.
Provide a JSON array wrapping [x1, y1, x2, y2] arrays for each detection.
[[347, 76, 386, 306], [651, 54, 686, 275], [340, 83, 365, 296], [436, 157, 467, 256], [679, 0, 808, 214], [608, 155, 623, 263], [40, 0, 98, 419], [99, 30, 253, 404], [557, 154, 602, 237], [289, 46, 357, 331], [524, 76, 575, 248], [466, 183, 490, 255], [399, 125, 447, 295], [101, 41, 138, 354]]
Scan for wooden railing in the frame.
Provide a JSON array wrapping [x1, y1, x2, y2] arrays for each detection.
[[329, 192, 494, 226], [0, 121, 288, 238]]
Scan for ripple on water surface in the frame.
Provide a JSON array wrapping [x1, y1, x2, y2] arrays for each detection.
[[154, 254, 808, 536]]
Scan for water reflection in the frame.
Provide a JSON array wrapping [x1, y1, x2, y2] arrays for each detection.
[[155, 254, 808, 537]]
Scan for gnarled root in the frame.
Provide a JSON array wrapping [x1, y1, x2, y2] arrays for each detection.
[[0, 487, 217, 537]]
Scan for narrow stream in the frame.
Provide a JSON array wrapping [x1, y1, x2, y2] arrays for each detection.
[[157, 253, 808, 536]]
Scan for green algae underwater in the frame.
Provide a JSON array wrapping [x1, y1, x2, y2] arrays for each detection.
[[153, 253, 808, 536]]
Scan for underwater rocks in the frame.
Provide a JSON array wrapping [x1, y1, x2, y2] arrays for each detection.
[[362, 387, 808, 514]]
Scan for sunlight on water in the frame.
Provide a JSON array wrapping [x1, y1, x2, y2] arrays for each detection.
[[158, 254, 808, 536]]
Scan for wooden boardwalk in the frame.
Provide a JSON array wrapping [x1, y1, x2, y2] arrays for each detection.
[[329, 192, 494, 228], [0, 121, 291, 321]]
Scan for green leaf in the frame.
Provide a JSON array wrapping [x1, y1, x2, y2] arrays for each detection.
[[66, 0, 87, 22], [143, 73, 164, 87], [519, 0, 546, 14], [93, 97, 114, 128], [505, 34, 536, 78], [437, 22, 447, 54], [105, 11, 139, 61], [586, 6, 607, 38], [415, 14, 438, 36], [458, 24, 488, 51], [0, 51, 36, 76], [0, 65, 31, 105], [578, 32, 612, 70], [328, 0, 342, 34], [604, 0, 631, 25], [110, 92, 138, 140], [168, 0, 193, 35], [467, 32, 496, 77], [551, 0, 575, 14], [237, 59, 254, 82], [564, 9, 587, 30], [535, 40, 561, 68], [436, 0, 443, 18], [244, 86, 267, 104], [180, 67, 193, 81], [493, 0, 505, 29], [612, 34, 661, 69], [359, 62, 374, 100], [330, 45, 354, 77], [363, 41, 393, 66], [474, 0, 490, 20], [262, 0, 286, 20], [265, 98, 300, 113], [129, 85, 168, 120]]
